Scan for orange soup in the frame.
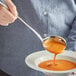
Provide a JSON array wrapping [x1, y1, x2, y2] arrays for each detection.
[[41, 37, 76, 71], [38, 59, 76, 71], [43, 37, 66, 64], [43, 37, 66, 54]]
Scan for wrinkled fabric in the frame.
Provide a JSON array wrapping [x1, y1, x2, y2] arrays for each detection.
[[31, 0, 76, 51]]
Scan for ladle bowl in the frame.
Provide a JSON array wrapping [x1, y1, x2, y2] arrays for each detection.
[[42, 36, 66, 54]]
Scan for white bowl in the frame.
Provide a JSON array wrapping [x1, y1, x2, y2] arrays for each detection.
[[25, 50, 76, 76]]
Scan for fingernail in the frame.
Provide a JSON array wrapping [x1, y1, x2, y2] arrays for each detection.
[[5, 24, 9, 26]]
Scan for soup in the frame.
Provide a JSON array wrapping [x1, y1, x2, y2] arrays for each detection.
[[38, 59, 76, 71], [38, 36, 76, 71], [43, 37, 66, 64], [43, 37, 66, 54]]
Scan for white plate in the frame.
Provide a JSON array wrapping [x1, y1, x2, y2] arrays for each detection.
[[25, 50, 76, 74]]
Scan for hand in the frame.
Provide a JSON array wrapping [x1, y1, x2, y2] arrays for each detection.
[[0, 0, 18, 26]]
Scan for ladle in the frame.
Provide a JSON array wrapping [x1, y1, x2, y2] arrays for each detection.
[[18, 16, 66, 66], [18, 17, 66, 48], [0, 1, 66, 54]]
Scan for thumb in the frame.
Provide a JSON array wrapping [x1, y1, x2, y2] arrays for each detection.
[[4, 0, 14, 8]]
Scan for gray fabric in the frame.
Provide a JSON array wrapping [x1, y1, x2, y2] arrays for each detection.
[[0, 0, 44, 76], [31, 0, 76, 51], [0, 0, 76, 76]]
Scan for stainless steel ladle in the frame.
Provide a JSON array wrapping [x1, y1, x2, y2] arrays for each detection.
[[18, 17, 66, 47], [0, 1, 66, 48]]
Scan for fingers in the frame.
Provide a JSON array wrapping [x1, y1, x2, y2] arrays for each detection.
[[0, 0, 18, 26], [0, 4, 4, 10], [0, 4, 16, 26], [4, 0, 18, 19]]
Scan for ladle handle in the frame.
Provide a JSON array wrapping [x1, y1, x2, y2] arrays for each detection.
[[0, 0, 43, 42], [18, 16, 43, 42]]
